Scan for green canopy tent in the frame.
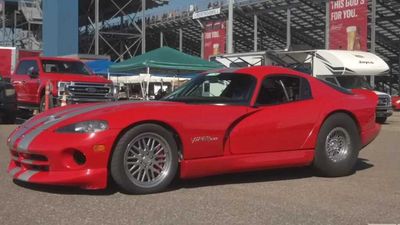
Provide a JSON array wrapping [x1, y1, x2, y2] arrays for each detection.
[[109, 47, 223, 100], [109, 47, 222, 73]]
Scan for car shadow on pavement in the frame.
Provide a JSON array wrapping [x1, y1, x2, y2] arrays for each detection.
[[169, 158, 374, 191], [12, 159, 373, 195]]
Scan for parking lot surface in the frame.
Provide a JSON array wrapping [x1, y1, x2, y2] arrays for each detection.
[[0, 113, 399, 225]]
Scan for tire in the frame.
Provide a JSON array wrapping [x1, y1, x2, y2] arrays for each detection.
[[2, 113, 16, 124], [313, 113, 361, 177], [376, 117, 387, 124], [110, 124, 179, 194]]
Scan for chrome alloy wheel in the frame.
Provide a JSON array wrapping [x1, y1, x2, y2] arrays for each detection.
[[123, 132, 172, 188], [325, 127, 351, 162]]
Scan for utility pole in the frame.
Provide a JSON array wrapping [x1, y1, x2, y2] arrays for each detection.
[[141, 0, 146, 54], [227, 0, 234, 54], [94, 0, 99, 55]]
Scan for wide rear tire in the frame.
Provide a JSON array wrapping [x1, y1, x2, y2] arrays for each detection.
[[110, 124, 178, 194], [313, 113, 360, 177]]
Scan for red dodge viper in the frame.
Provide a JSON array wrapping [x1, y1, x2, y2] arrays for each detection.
[[7, 66, 380, 194]]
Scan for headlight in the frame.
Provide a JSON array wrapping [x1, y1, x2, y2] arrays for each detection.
[[56, 120, 109, 133], [5, 88, 15, 96], [112, 85, 119, 95], [396, 100, 400, 104], [58, 82, 66, 92]]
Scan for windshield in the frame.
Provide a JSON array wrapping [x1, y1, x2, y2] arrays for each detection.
[[163, 72, 256, 104], [42, 60, 91, 75], [336, 76, 372, 90]]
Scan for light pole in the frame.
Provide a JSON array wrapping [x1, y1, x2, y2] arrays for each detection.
[[13, 11, 20, 47]]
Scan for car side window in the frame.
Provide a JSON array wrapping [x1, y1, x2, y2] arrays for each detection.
[[16, 60, 39, 75], [256, 75, 312, 105]]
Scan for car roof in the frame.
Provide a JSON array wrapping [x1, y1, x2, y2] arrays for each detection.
[[208, 66, 312, 80], [236, 66, 311, 79]]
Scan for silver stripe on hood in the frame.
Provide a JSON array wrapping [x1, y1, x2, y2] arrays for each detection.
[[17, 101, 134, 152], [9, 106, 84, 149]]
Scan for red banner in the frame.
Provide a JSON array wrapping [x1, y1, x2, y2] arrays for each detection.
[[203, 20, 226, 60], [329, 0, 368, 51]]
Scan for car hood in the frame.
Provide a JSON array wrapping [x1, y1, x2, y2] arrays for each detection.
[[45, 73, 111, 84], [372, 90, 390, 97], [21, 101, 186, 131]]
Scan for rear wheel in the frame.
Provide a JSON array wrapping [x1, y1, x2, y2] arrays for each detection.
[[110, 124, 178, 194], [313, 113, 360, 177]]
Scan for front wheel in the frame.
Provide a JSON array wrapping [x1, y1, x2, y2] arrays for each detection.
[[1, 113, 16, 124], [313, 113, 361, 177], [110, 124, 178, 194]]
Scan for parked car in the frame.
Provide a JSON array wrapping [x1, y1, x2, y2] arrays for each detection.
[[0, 80, 17, 123], [10, 56, 118, 112], [392, 96, 400, 111], [7, 66, 380, 194]]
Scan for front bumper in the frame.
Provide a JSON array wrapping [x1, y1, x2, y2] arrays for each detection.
[[376, 107, 393, 118], [7, 126, 120, 190], [0, 100, 17, 115]]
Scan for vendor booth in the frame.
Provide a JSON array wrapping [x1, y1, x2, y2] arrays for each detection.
[[109, 47, 222, 100]]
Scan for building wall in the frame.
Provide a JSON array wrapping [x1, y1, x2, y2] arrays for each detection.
[[43, 0, 78, 56]]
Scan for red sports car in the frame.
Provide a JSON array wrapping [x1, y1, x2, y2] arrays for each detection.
[[392, 96, 400, 110], [7, 66, 380, 194]]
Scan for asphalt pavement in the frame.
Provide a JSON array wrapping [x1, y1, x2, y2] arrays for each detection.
[[0, 113, 399, 225]]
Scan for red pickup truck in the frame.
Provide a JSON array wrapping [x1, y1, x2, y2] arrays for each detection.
[[11, 57, 117, 112]]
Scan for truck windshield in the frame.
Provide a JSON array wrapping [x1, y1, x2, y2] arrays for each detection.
[[163, 73, 256, 105], [42, 60, 91, 75], [336, 76, 372, 90]]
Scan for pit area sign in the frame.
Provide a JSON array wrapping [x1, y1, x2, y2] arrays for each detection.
[[329, 0, 368, 51]]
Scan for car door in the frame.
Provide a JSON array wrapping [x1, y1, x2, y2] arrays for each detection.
[[229, 75, 320, 154], [24, 60, 41, 103], [167, 72, 257, 159], [179, 104, 249, 159], [11, 60, 31, 103]]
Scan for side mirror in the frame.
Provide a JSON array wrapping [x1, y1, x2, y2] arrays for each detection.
[[27, 67, 39, 78]]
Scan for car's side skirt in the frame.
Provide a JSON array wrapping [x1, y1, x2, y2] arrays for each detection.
[[180, 149, 314, 179]]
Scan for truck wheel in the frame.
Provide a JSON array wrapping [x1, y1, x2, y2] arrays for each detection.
[[1, 113, 16, 124], [313, 113, 360, 177], [376, 117, 387, 124], [110, 124, 179, 194]]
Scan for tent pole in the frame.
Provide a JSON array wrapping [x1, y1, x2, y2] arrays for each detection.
[[146, 67, 150, 100]]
